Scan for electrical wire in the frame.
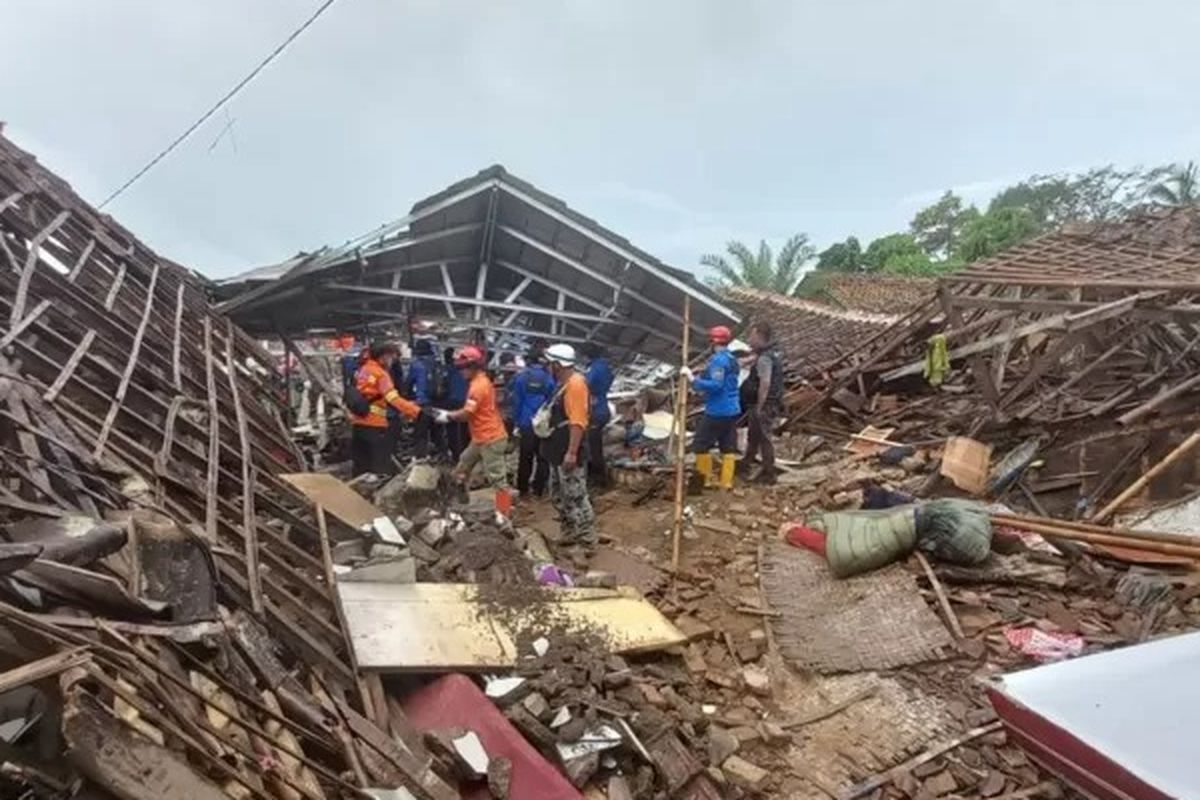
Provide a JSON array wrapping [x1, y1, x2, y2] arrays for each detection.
[[97, 0, 340, 209]]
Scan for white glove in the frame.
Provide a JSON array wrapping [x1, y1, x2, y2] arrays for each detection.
[[680, 366, 694, 381], [433, 410, 451, 424]]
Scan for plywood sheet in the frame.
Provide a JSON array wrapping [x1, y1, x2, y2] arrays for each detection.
[[940, 436, 992, 495], [281, 472, 381, 530], [337, 583, 685, 671]]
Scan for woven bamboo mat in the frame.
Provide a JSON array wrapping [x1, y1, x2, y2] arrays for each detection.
[[761, 539, 953, 673]]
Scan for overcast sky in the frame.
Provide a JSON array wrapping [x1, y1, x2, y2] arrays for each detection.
[[3, 0, 1199, 279]]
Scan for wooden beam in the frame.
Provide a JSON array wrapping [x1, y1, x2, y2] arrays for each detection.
[[0, 647, 90, 694], [94, 263, 160, 456], [225, 320, 263, 614]]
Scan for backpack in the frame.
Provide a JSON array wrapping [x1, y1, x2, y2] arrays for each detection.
[[532, 385, 568, 438], [344, 380, 371, 417], [430, 359, 451, 403]]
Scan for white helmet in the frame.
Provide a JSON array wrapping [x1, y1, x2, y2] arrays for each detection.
[[545, 343, 577, 366]]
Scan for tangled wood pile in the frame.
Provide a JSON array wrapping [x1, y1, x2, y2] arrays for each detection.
[[798, 206, 1200, 440], [0, 133, 461, 797]]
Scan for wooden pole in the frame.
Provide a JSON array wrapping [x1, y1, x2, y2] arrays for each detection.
[[915, 552, 963, 639], [1092, 431, 1200, 523], [670, 297, 692, 578], [993, 512, 1200, 548], [994, 515, 1200, 560]]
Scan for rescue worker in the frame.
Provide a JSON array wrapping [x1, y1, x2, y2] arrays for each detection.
[[682, 325, 741, 490], [435, 345, 512, 516], [543, 343, 596, 546], [349, 342, 422, 477], [405, 338, 439, 459], [512, 350, 556, 498], [584, 344, 613, 490], [442, 346, 469, 460], [740, 321, 784, 484]]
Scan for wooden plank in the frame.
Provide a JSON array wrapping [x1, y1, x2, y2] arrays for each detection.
[[0, 647, 90, 694], [939, 437, 992, 495], [338, 582, 686, 671], [10, 210, 69, 324], [171, 282, 185, 390], [334, 696, 460, 800], [203, 316, 220, 541], [225, 320, 262, 614], [93, 262, 160, 456], [66, 237, 95, 282], [881, 294, 1144, 382], [282, 472, 384, 531], [42, 329, 96, 402], [0, 298, 50, 349], [102, 261, 126, 310]]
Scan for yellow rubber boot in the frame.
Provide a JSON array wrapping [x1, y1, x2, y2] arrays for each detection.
[[719, 454, 737, 490], [694, 453, 714, 487]]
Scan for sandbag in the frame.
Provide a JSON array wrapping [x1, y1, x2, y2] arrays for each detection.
[[915, 498, 992, 565], [810, 507, 918, 578]]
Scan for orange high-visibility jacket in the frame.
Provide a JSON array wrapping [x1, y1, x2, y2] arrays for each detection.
[[351, 358, 420, 428]]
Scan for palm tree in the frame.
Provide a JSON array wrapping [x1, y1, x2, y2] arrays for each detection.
[[1148, 161, 1200, 206], [700, 235, 814, 294]]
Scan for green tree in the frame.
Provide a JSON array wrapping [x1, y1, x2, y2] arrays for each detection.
[[955, 207, 1041, 263], [701, 235, 815, 293], [1148, 161, 1200, 206], [814, 236, 863, 272], [990, 166, 1169, 230], [909, 191, 978, 257], [861, 233, 929, 271]]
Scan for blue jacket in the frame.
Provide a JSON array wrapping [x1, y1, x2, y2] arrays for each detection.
[[511, 364, 556, 431], [693, 348, 741, 418], [407, 357, 436, 405], [586, 358, 614, 425], [447, 369, 468, 406], [387, 361, 405, 420]]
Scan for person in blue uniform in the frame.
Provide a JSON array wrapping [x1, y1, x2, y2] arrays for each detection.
[[584, 344, 614, 489], [406, 338, 439, 458], [511, 350, 557, 497], [682, 325, 741, 490]]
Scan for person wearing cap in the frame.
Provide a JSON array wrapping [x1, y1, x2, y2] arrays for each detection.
[[542, 343, 596, 545], [435, 345, 512, 516], [512, 349, 556, 498], [681, 325, 741, 490], [349, 341, 422, 477]]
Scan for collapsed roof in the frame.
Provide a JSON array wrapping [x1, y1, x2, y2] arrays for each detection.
[[218, 165, 738, 363], [793, 272, 935, 315], [725, 285, 899, 378], [800, 205, 1200, 440]]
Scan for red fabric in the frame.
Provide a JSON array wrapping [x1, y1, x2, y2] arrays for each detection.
[[784, 524, 827, 556], [402, 674, 582, 800]]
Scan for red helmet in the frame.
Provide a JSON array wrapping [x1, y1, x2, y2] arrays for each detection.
[[454, 345, 485, 368], [708, 325, 733, 345]]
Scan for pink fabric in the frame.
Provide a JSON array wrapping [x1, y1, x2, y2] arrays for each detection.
[[1004, 627, 1084, 662], [402, 674, 582, 800]]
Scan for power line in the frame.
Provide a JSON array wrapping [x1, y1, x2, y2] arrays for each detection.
[[97, 0, 340, 209]]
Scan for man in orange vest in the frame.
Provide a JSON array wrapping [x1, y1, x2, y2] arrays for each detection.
[[435, 345, 512, 516], [350, 342, 422, 477]]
